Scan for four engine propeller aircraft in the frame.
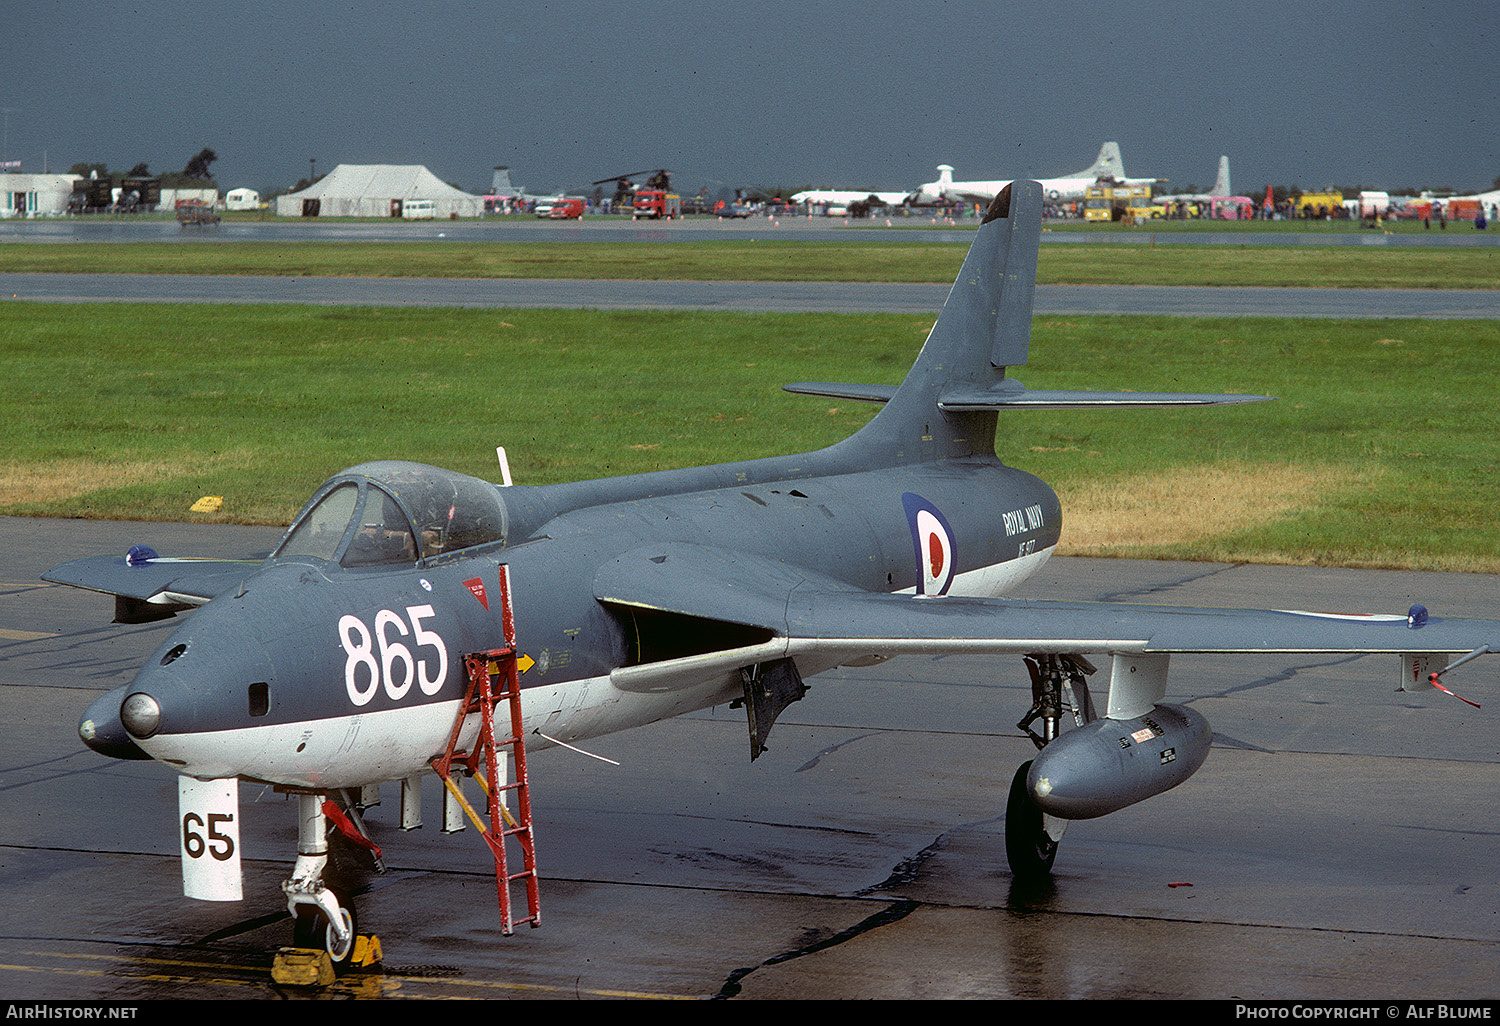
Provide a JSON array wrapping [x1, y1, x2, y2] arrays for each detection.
[[47, 180, 1496, 967], [909, 141, 1157, 206]]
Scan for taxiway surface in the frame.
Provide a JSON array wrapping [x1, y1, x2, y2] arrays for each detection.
[[4, 273, 1498, 318], [6, 213, 1497, 318], [3, 517, 1496, 999]]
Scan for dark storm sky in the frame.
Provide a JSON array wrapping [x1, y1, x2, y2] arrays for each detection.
[[3, 0, 1495, 198]]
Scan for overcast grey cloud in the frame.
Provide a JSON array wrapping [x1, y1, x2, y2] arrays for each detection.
[[2, 0, 1495, 199]]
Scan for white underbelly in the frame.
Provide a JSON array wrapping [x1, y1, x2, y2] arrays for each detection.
[[142, 669, 747, 790]]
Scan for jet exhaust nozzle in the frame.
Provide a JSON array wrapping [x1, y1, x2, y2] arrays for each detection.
[[1027, 703, 1211, 820]]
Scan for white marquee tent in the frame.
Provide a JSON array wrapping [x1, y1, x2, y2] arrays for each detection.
[[275, 164, 483, 218]]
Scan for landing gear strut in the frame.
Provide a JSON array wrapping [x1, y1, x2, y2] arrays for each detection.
[[1017, 654, 1095, 749], [281, 794, 357, 963], [1006, 655, 1095, 878], [275, 792, 384, 978]]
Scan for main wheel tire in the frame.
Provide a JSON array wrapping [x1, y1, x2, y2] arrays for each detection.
[[1005, 760, 1058, 879]]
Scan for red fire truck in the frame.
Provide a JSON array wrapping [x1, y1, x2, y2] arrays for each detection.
[[631, 190, 681, 220]]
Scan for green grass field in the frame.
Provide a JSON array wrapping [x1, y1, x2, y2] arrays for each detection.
[[3, 302, 1497, 571], [2, 239, 1496, 288]]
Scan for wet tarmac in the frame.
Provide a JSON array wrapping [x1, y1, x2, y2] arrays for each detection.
[[7, 212, 1498, 319], [3, 516, 1496, 999]]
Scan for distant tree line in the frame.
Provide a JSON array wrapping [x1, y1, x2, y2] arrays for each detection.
[[67, 148, 219, 189]]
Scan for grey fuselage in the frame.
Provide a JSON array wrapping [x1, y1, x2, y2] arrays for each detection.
[[101, 447, 1060, 788]]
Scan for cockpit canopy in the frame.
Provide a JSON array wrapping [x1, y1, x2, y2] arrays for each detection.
[[273, 461, 509, 568]]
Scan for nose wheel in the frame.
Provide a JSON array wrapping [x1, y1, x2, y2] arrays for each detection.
[[291, 890, 357, 962], [324, 905, 357, 962]]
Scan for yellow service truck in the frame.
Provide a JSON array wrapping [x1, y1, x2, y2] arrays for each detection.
[[1288, 191, 1343, 219], [1084, 182, 1160, 222]]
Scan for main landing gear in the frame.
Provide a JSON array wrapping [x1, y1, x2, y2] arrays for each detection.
[[1006, 759, 1061, 879], [1006, 654, 1095, 880]]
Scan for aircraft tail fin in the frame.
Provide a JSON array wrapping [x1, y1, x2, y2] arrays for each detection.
[[1081, 141, 1125, 180], [787, 181, 1043, 463], [783, 178, 1269, 465], [1212, 156, 1231, 197]]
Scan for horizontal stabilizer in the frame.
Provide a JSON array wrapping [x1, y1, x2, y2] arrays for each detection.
[[783, 381, 897, 404], [938, 382, 1273, 410], [786, 379, 1272, 410]]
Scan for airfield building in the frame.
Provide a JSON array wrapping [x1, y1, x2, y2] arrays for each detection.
[[1, 173, 81, 217]]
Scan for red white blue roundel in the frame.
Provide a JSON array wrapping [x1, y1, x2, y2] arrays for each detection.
[[902, 492, 956, 596]]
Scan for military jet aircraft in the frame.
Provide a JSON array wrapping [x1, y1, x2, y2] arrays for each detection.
[[47, 180, 1495, 967]]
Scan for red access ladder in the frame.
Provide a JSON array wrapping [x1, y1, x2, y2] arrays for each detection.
[[430, 564, 541, 934]]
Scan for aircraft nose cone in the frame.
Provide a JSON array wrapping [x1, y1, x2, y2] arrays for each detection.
[[78, 689, 153, 760], [120, 692, 162, 739]]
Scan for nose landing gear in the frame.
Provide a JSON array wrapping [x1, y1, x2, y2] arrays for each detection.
[[271, 793, 383, 986]]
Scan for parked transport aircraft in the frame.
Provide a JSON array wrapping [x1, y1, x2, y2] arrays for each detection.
[[911, 141, 1157, 205]]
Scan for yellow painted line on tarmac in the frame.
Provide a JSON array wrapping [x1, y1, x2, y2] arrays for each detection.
[[0, 961, 106, 979], [0, 960, 266, 993], [0, 627, 56, 641], [10, 950, 389, 996], [399, 975, 699, 999], [41, 950, 261, 972], [19, 949, 699, 1000]]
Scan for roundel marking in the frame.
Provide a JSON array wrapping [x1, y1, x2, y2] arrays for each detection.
[[903, 493, 956, 596]]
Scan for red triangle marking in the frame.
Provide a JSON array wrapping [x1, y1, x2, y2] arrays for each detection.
[[463, 577, 489, 610]]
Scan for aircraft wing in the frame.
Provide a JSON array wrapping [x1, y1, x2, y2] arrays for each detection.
[[596, 544, 1496, 698], [776, 592, 1494, 659], [43, 550, 261, 622], [596, 543, 854, 635], [944, 187, 999, 205]]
